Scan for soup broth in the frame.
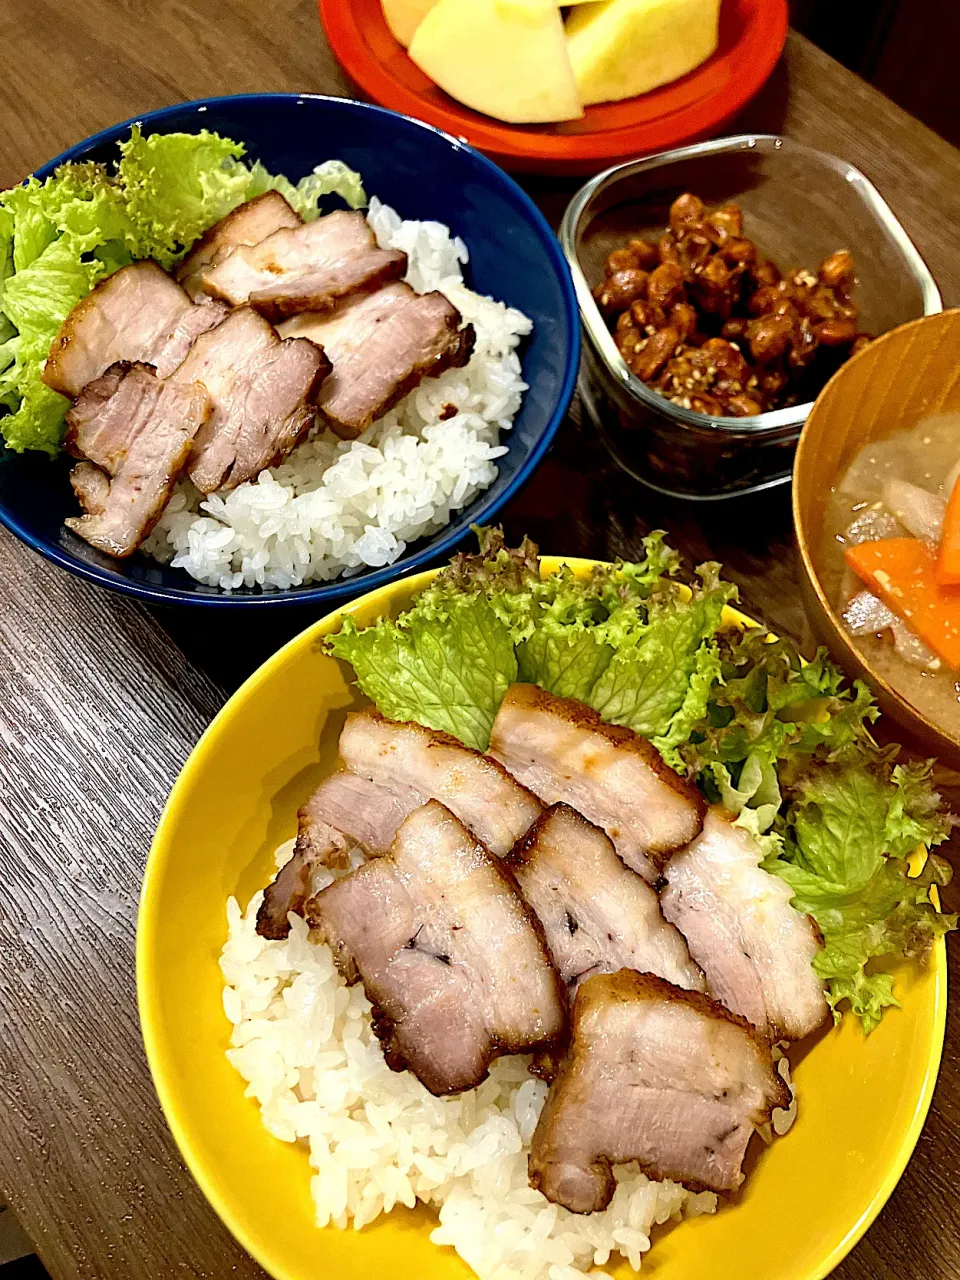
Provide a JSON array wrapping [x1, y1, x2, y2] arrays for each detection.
[[822, 412, 960, 738]]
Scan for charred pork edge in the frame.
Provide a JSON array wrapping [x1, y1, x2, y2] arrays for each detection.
[[255, 845, 314, 940], [494, 684, 707, 864], [255, 784, 358, 941], [320, 320, 476, 440], [175, 191, 303, 284], [584, 969, 792, 1115]]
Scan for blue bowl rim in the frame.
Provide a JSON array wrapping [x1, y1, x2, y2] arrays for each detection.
[[3, 91, 580, 609]]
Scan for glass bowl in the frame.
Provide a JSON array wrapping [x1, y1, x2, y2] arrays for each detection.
[[560, 134, 942, 501]]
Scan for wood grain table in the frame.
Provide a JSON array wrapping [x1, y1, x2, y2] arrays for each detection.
[[1, 5, 958, 1277]]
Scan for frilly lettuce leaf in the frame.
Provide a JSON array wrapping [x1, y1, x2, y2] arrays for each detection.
[[0, 232, 108, 453], [651, 641, 723, 772], [763, 757, 954, 1031], [0, 207, 18, 350], [0, 204, 13, 280], [246, 158, 367, 219], [677, 630, 878, 782], [672, 624, 953, 1031], [327, 592, 516, 752], [588, 566, 734, 739], [517, 626, 614, 703], [117, 130, 368, 266], [710, 752, 783, 835], [116, 127, 251, 269], [0, 368, 71, 454]]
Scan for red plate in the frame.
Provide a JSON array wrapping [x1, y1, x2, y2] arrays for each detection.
[[319, 0, 788, 174]]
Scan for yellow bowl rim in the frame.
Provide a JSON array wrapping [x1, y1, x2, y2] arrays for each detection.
[[136, 557, 948, 1280]]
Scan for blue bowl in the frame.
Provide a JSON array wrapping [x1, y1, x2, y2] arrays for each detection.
[[0, 94, 579, 608]]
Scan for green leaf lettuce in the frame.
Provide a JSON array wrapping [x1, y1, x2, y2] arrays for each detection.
[[765, 759, 954, 1031]]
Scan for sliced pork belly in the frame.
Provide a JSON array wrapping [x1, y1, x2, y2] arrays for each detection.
[[339, 710, 543, 856], [175, 192, 302, 301], [508, 804, 704, 994], [257, 710, 543, 940], [307, 801, 566, 1095], [171, 307, 330, 492], [529, 970, 789, 1212], [661, 808, 829, 1040], [43, 261, 227, 398], [63, 361, 210, 557], [297, 770, 420, 861], [197, 210, 407, 320], [490, 684, 705, 882], [69, 461, 110, 515], [256, 772, 421, 940], [278, 284, 475, 438]]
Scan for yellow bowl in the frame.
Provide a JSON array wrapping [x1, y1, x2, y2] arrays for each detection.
[[137, 560, 947, 1280]]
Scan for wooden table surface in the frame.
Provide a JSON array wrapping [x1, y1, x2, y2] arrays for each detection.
[[1, 4, 959, 1277]]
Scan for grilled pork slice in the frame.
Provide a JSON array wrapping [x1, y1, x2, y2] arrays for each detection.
[[257, 711, 543, 941], [172, 307, 331, 492], [69, 461, 110, 515], [278, 284, 475, 438], [63, 361, 210, 557], [490, 684, 705, 882], [198, 210, 407, 320], [529, 970, 790, 1212], [175, 192, 303, 301], [339, 710, 544, 856], [43, 261, 226, 398], [661, 808, 829, 1040], [256, 772, 422, 940], [508, 805, 705, 994], [308, 801, 566, 1095]]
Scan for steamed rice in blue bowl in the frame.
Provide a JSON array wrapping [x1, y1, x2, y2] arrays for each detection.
[[0, 94, 579, 608]]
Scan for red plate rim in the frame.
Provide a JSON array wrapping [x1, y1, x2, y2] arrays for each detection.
[[319, 0, 789, 171]]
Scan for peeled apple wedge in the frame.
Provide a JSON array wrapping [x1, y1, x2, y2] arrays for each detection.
[[409, 0, 584, 124], [565, 0, 722, 105], [381, 0, 438, 47]]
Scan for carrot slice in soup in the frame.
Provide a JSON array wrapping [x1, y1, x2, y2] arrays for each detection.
[[844, 537, 960, 669], [937, 474, 960, 586]]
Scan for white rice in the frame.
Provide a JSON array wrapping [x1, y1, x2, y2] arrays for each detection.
[[220, 842, 720, 1280], [142, 198, 533, 590]]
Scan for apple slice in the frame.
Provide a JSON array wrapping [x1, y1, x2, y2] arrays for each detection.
[[409, 0, 584, 124], [565, 0, 721, 105], [381, 0, 438, 47]]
